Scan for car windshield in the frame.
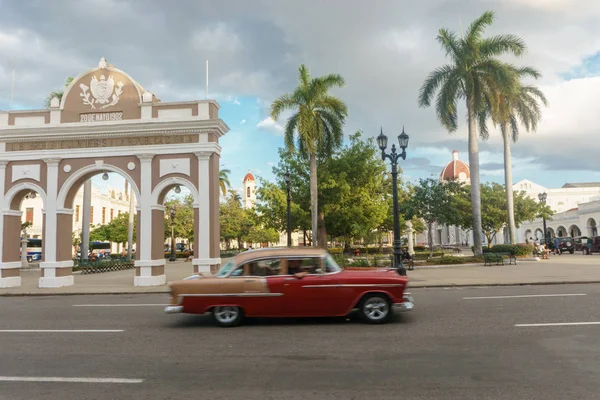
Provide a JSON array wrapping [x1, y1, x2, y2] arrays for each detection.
[[215, 261, 236, 277], [324, 254, 342, 273]]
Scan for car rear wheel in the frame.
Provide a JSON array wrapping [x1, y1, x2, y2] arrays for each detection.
[[359, 294, 391, 324], [212, 306, 243, 327], [569, 249, 574, 254]]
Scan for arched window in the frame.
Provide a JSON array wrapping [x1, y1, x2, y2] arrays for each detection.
[[247, 187, 251, 198]]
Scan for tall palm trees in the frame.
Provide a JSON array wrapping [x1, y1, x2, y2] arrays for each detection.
[[270, 64, 348, 247], [418, 11, 527, 256], [219, 168, 231, 196], [486, 70, 547, 243]]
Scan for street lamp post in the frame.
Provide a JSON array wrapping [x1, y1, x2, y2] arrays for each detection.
[[169, 206, 176, 262], [538, 192, 548, 245], [284, 169, 292, 247], [377, 127, 409, 276]]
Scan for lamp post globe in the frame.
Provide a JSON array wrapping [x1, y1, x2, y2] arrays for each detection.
[[378, 126, 409, 276]]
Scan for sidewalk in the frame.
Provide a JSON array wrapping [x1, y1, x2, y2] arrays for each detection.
[[1, 255, 599, 296]]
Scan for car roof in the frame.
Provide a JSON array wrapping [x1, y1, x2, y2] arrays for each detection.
[[232, 247, 329, 264]]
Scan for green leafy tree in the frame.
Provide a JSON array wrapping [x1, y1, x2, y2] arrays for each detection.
[[418, 11, 526, 256], [402, 178, 466, 256], [44, 76, 74, 108], [270, 64, 348, 247], [89, 213, 136, 253], [164, 195, 195, 247]]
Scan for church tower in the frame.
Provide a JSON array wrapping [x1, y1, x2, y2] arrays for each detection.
[[243, 171, 256, 209]]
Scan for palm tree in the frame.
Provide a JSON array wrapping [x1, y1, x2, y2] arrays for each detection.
[[418, 11, 526, 256], [219, 168, 231, 196], [44, 77, 74, 108], [270, 64, 347, 247], [485, 69, 547, 244]]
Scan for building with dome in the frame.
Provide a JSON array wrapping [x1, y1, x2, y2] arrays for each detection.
[[440, 150, 470, 184]]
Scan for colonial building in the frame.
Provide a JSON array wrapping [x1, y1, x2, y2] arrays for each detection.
[[514, 181, 600, 242]]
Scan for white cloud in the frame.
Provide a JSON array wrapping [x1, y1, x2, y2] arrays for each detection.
[[240, 119, 246, 124], [191, 22, 242, 52], [257, 116, 284, 133]]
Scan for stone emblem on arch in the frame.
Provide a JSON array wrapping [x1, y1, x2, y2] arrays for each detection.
[[80, 75, 124, 110]]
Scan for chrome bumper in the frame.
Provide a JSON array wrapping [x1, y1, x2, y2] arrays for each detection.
[[392, 293, 415, 312], [164, 305, 183, 314]]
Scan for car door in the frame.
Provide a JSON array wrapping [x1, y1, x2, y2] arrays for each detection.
[[233, 257, 284, 317], [281, 256, 342, 317]]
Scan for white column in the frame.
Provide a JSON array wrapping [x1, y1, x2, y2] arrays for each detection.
[[134, 154, 165, 286], [0, 161, 21, 287], [81, 179, 91, 260], [40, 158, 73, 288], [193, 152, 214, 274], [407, 221, 414, 256]]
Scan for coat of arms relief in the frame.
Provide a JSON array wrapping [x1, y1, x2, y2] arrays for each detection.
[[79, 60, 125, 110]]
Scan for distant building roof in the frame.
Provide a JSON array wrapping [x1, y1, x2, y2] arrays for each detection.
[[243, 171, 255, 182], [561, 182, 600, 188]]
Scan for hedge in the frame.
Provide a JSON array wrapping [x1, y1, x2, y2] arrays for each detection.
[[478, 244, 533, 256], [163, 251, 192, 259], [413, 245, 426, 252]]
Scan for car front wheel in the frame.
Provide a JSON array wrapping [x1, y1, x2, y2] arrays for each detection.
[[212, 306, 243, 327], [359, 294, 391, 324]]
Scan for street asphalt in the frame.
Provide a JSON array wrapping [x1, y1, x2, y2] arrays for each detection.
[[1, 284, 600, 399]]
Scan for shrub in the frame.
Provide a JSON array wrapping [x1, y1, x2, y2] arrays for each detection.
[[328, 247, 343, 254], [429, 255, 484, 265], [413, 251, 444, 260], [163, 251, 191, 259], [348, 258, 371, 267], [413, 245, 426, 252], [332, 253, 349, 267], [481, 244, 533, 256]]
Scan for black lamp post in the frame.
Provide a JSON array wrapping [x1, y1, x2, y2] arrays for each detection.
[[284, 169, 292, 247], [538, 192, 548, 245], [377, 126, 409, 276], [169, 205, 176, 262]]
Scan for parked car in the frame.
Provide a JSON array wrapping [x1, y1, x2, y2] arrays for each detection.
[[574, 236, 588, 252], [583, 236, 600, 255], [555, 237, 575, 254], [165, 247, 414, 327]]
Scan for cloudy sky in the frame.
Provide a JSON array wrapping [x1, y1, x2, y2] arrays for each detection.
[[1, 0, 600, 195]]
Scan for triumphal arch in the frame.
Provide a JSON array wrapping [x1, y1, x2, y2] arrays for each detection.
[[0, 58, 228, 288]]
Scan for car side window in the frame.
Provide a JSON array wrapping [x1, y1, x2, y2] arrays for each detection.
[[236, 258, 283, 277], [287, 257, 322, 275]]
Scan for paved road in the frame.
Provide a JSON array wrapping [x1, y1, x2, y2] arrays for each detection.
[[1, 284, 600, 399]]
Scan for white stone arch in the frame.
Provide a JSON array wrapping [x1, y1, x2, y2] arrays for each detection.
[[150, 177, 200, 207], [568, 224, 581, 237], [556, 226, 567, 237], [3, 182, 48, 210], [587, 218, 597, 237], [57, 164, 141, 209], [59, 63, 143, 110]]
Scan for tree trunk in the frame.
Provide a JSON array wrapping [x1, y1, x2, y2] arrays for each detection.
[[428, 222, 434, 258], [502, 124, 516, 245], [317, 209, 327, 248], [467, 100, 484, 256], [309, 153, 319, 247]]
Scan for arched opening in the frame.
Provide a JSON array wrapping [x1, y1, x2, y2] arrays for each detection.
[[588, 218, 597, 237], [546, 227, 555, 240], [568, 225, 581, 238], [57, 166, 140, 267], [524, 229, 533, 243], [4, 184, 47, 265], [151, 177, 206, 273], [556, 226, 567, 237], [534, 228, 544, 241]]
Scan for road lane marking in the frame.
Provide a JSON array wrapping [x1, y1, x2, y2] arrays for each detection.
[[463, 294, 587, 300], [516, 322, 600, 327], [0, 330, 123, 333], [0, 376, 143, 383], [73, 304, 168, 307]]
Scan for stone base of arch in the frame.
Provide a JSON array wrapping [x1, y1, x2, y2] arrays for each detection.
[[0, 263, 22, 288], [134, 260, 166, 286], [39, 261, 75, 288]]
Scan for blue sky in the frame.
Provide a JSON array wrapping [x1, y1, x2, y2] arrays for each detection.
[[3, 0, 600, 194]]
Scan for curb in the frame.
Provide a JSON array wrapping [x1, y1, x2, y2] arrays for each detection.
[[409, 280, 600, 289], [0, 290, 170, 297]]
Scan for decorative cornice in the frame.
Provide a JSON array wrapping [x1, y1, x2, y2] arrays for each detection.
[[0, 119, 229, 142]]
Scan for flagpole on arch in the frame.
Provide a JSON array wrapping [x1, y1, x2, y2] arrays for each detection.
[[205, 60, 209, 100]]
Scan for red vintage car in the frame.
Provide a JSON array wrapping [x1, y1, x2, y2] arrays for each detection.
[[165, 247, 414, 327]]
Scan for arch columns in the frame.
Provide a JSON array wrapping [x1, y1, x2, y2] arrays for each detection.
[[0, 161, 20, 288], [39, 158, 74, 288], [134, 154, 166, 286]]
